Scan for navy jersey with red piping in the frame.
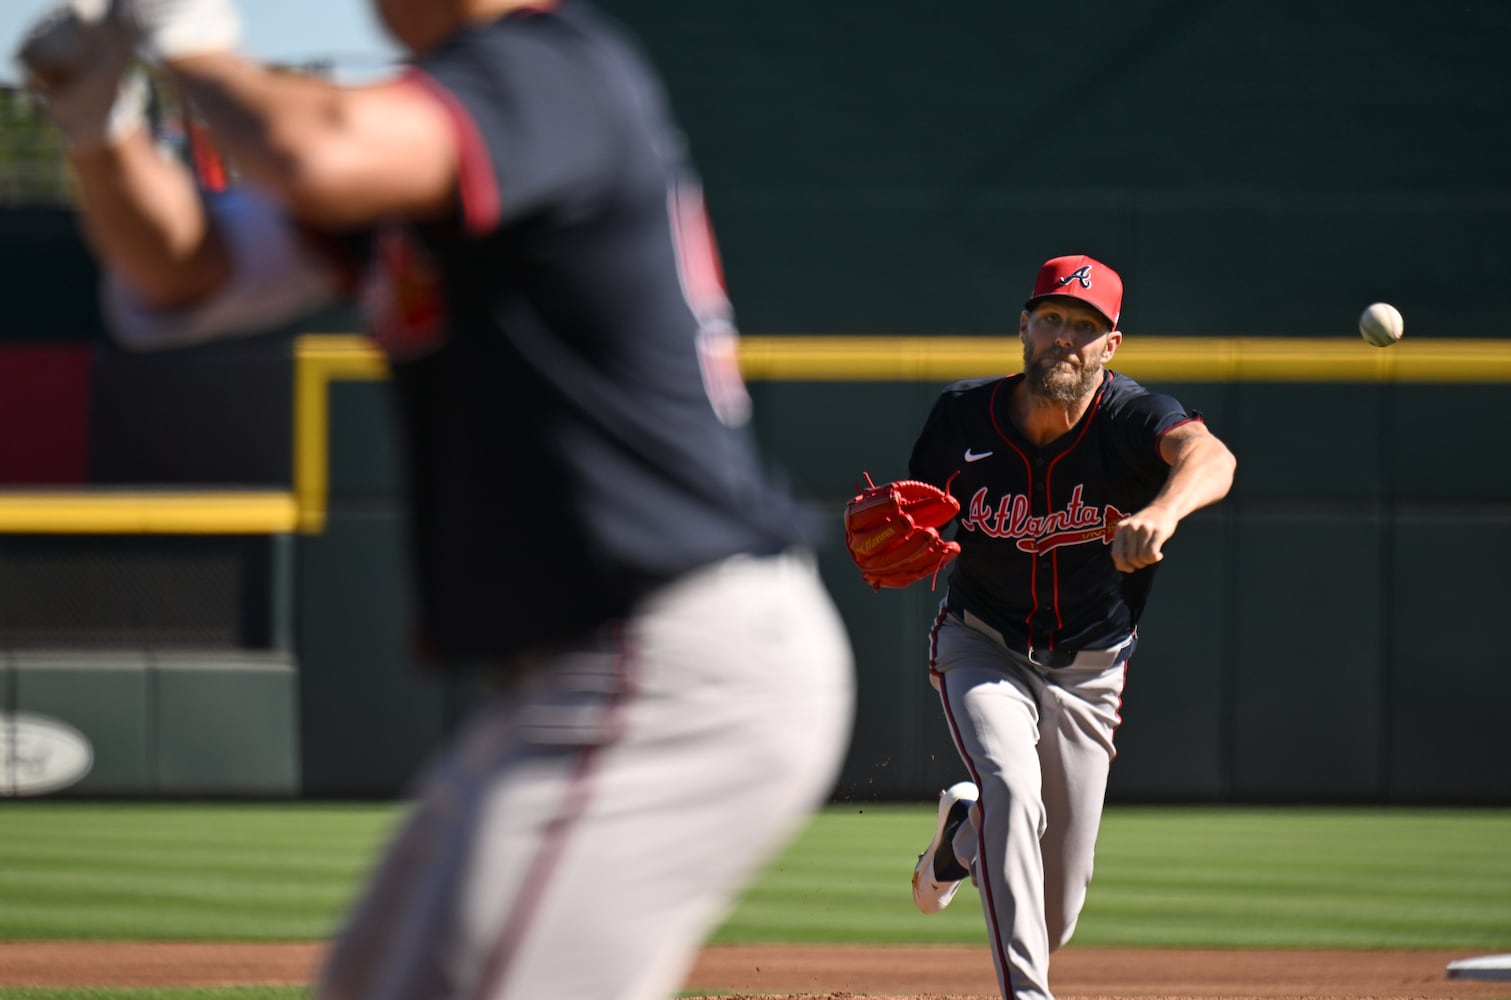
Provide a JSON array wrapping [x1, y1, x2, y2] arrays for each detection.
[[909, 371, 1199, 655], [343, 2, 812, 664]]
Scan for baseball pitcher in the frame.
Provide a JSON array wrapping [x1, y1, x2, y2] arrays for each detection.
[[845, 254, 1236, 1000]]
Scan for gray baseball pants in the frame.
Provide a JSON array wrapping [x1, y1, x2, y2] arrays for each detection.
[[317, 549, 854, 1000], [930, 609, 1130, 1000]]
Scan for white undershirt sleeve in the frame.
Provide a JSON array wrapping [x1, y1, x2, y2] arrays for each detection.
[[104, 188, 342, 350]]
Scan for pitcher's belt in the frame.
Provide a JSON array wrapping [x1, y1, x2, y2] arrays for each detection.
[[959, 609, 1135, 669]]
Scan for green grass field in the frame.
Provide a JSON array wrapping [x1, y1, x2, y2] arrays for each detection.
[[1, 801, 1509, 999], [733, 804, 1511, 950]]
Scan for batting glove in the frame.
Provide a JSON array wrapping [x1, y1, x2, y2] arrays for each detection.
[[117, 0, 244, 61], [13, 0, 147, 151]]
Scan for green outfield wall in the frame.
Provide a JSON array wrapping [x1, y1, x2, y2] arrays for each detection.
[[2, 0, 1508, 801], [590, 0, 1511, 339], [5, 1, 1510, 344], [296, 340, 1511, 804], [11, 336, 1509, 803]]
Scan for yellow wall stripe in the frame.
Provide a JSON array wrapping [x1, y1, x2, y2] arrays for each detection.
[[293, 335, 388, 533], [295, 333, 1511, 385], [6, 334, 1504, 536], [735, 336, 1511, 383], [0, 492, 298, 534], [287, 333, 1511, 534]]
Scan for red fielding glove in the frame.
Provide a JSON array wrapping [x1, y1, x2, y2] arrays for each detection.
[[844, 473, 960, 590]]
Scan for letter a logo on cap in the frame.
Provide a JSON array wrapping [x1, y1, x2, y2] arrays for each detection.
[[1057, 265, 1093, 290], [1025, 254, 1123, 329]]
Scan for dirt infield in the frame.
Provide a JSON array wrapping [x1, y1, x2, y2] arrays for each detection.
[[0, 942, 1507, 998]]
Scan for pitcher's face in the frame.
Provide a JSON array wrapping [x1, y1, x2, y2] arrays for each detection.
[[1019, 299, 1119, 404]]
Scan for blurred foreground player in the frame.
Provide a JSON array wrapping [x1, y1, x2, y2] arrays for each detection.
[[15, 1, 855, 997]]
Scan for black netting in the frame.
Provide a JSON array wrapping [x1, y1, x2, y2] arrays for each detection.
[[0, 535, 278, 648]]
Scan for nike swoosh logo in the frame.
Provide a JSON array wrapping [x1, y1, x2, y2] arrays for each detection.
[[964, 449, 994, 462]]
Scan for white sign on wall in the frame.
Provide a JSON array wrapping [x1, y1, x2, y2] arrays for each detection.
[[0, 713, 94, 796]]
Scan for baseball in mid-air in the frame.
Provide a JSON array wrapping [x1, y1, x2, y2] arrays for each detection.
[[1359, 302, 1404, 347]]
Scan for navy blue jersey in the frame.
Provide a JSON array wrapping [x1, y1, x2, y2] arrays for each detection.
[[350, 2, 812, 663], [909, 371, 1199, 655]]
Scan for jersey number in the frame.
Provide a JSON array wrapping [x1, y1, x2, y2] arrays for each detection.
[[668, 178, 751, 427]]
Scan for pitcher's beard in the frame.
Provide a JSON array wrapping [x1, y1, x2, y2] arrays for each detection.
[[1024, 351, 1102, 404]]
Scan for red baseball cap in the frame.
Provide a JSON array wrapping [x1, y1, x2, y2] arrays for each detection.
[[1023, 254, 1123, 330]]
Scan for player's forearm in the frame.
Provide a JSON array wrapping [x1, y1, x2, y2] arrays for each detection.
[[165, 54, 454, 228], [1147, 434, 1236, 522], [70, 129, 230, 309], [165, 53, 356, 223]]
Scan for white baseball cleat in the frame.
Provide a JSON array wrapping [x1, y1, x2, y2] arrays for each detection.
[[911, 780, 978, 914]]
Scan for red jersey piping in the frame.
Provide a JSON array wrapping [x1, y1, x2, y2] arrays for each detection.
[[402, 68, 503, 237], [1041, 380, 1108, 644]]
